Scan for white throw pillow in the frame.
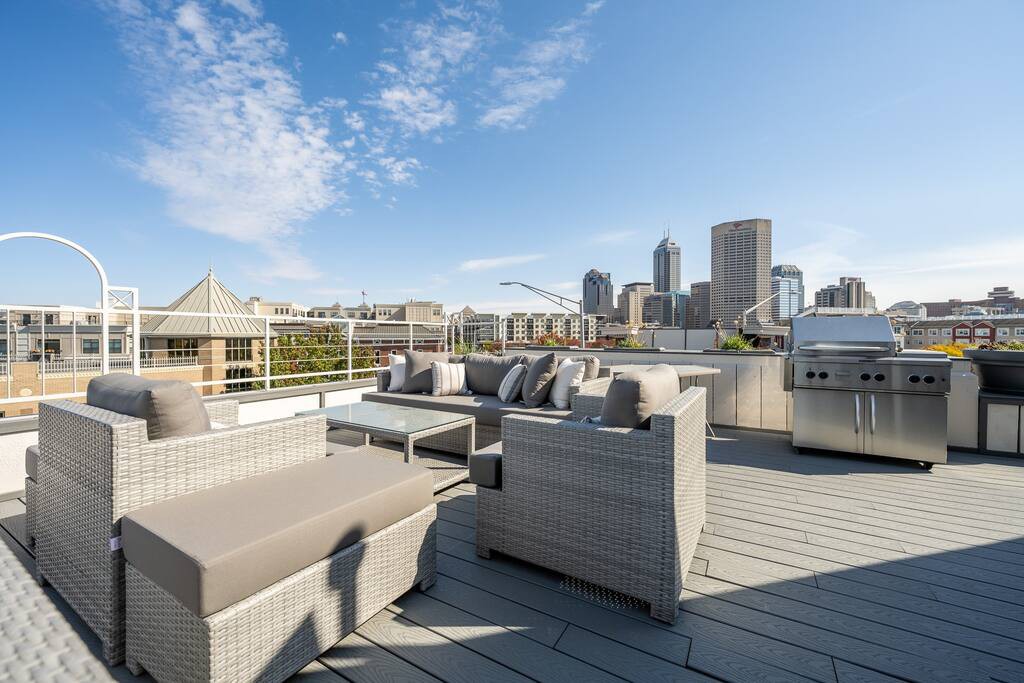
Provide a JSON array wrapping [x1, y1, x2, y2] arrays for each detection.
[[496, 364, 527, 403], [549, 358, 586, 409], [431, 361, 471, 396], [387, 352, 406, 392]]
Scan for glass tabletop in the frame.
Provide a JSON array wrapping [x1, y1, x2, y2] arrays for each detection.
[[300, 402, 471, 435]]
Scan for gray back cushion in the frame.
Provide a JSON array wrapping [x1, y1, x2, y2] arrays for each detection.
[[87, 374, 211, 440], [464, 353, 525, 395], [600, 364, 679, 429], [402, 350, 451, 393], [521, 353, 559, 408], [568, 355, 601, 381]]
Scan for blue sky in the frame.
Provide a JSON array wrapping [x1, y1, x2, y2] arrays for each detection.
[[1, 0, 1022, 312]]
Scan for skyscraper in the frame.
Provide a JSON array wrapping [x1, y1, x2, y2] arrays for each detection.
[[770, 264, 804, 320], [617, 282, 654, 325], [686, 281, 711, 329], [652, 232, 681, 293], [710, 219, 772, 326], [582, 269, 615, 318], [813, 276, 877, 311]]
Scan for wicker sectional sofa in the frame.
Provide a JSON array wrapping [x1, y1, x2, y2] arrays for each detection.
[[366, 353, 603, 448]]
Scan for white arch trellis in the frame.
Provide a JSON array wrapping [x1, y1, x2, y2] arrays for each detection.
[[0, 231, 140, 376]]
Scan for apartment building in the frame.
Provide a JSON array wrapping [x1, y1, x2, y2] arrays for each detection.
[[814, 276, 877, 311], [903, 315, 1024, 349], [617, 282, 654, 325], [710, 219, 772, 325], [307, 301, 443, 322], [504, 312, 598, 344], [246, 297, 309, 318], [921, 286, 1022, 317]]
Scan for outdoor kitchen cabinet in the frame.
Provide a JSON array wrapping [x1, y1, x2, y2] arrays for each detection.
[[793, 389, 948, 465]]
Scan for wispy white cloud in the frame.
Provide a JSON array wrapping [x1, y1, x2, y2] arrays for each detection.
[[546, 281, 580, 292], [479, 3, 602, 129], [778, 222, 1024, 308], [592, 229, 637, 244], [458, 253, 546, 272], [105, 0, 350, 279], [332, 30, 348, 45]]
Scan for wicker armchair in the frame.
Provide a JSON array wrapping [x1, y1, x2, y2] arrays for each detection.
[[34, 398, 326, 665], [476, 386, 706, 624]]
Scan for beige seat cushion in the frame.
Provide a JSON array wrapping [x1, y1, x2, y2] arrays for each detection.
[[86, 374, 210, 440], [25, 444, 38, 480], [122, 453, 433, 618]]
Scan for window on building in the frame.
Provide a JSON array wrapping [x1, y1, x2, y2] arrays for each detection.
[[997, 328, 1009, 337], [42, 339, 60, 355], [1016, 328, 1024, 336], [168, 338, 199, 359], [911, 329, 924, 336], [82, 338, 100, 354], [0, 339, 7, 357], [975, 328, 991, 337], [941, 329, 952, 337], [225, 367, 255, 393], [44, 314, 55, 325], [927, 329, 938, 336], [21, 314, 31, 325], [225, 338, 252, 363], [109, 339, 123, 354], [955, 328, 970, 337]]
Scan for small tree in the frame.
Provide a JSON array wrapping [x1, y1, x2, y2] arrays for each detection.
[[616, 335, 646, 349], [262, 330, 376, 387]]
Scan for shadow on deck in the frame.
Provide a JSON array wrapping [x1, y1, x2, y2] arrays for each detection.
[[2, 429, 1023, 682]]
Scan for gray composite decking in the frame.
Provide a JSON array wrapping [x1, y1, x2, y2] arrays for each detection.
[[2, 428, 1024, 682]]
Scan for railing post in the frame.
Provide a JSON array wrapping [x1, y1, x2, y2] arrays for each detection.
[[72, 315, 78, 391], [40, 308, 46, 396], [443, 318, 448, 353], [347, 320, 353, 380], [132, 308, 141, 376], [264, 316, 271, 390], [4, 308, 10, 400], [408, 322, 413, 351]]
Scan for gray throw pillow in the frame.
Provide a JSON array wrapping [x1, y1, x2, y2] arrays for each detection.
[[496, 364, 528, 403], [520, 352, 559, 408], [568, 355, 601, 381], [87, 374, 211, 440], [600, 364, 680, 429], [402, 350, 450, 393], [464, 353, 526, 395]]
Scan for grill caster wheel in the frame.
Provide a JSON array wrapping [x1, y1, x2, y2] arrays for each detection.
[[793, 446, 802, 455], [920, 462, 933, 471]]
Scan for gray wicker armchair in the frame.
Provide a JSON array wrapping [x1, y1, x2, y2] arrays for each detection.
[[476, 386, 707, 624], [34, 398, 326, 665]]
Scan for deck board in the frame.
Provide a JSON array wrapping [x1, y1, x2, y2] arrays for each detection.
[[3, 429, 1024, 682]]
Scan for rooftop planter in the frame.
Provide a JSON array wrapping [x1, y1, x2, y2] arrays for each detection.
[[964, 346, 1024, 396]]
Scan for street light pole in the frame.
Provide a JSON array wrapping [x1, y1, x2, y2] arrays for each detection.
[[499, 281, 587, 349]]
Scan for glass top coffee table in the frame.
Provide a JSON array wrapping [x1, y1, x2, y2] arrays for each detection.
[[300, 402, 476, 465]]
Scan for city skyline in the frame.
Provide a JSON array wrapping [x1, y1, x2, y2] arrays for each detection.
[[2, 2, 1024, 313]]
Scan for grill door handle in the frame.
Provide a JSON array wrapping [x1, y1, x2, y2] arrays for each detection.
[[854, 394, 861, 434], [870, 394, 876, 434]]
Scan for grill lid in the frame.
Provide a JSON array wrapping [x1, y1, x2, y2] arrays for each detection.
[[790, 316, 896, 358]]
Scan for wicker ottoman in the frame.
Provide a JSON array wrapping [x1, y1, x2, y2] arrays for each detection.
[[122, 453, 437, 682]]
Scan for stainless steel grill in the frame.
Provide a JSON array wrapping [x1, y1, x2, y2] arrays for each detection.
[[787, 316, 951, 468]]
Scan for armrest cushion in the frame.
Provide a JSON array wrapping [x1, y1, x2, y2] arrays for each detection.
[[569, 377, 612, 419], [377, 370, 391, 392]]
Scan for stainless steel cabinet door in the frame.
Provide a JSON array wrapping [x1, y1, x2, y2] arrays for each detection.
[[865, 392, 948, 464], [793, 389, 864, 454]]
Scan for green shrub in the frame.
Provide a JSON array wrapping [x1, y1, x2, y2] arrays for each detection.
[[720, 334, 754, 351], [616, 336, 646, 349]]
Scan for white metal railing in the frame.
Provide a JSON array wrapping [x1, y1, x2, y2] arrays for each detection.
[[1, 304, 448, 412]]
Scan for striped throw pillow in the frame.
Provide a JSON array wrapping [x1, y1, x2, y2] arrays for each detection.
[[431, 361, 471, 396], [497, 364, 527, 403]]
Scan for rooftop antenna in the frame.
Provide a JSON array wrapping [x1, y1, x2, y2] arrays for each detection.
[[361, 290, 367, 305]]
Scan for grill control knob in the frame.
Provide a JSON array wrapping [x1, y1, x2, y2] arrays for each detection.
[[818, 371, 829, 379], [908, 374, 921, 383], [860, 372, 871, 381], [874, 373, 886, 382], [923, 375, 935, 384], [805, 371, 816, 379]]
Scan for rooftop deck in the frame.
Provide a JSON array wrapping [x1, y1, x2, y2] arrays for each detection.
[[2, 430, 1023, 682]]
